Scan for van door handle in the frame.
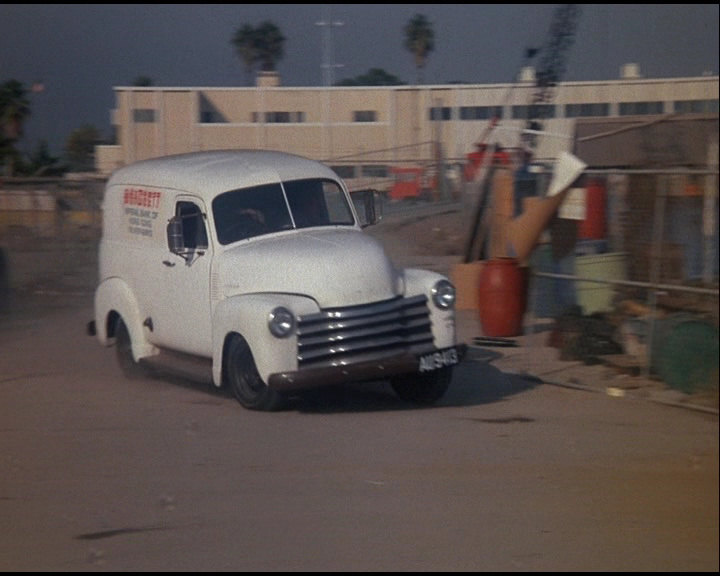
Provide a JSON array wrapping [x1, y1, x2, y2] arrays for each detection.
[[162, 260, 176, 267]]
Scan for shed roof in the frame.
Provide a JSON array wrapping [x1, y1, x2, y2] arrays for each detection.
[[574, 115, 719, 168]]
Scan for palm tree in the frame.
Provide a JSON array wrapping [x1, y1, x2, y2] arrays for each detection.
[[254, 21, 285, 73], [65, 124, 102, 172], [0, 79, 31, 176], [231, 24, 258, 85], [0, 80, 30, 142], [403, 14, 435, 85], [232, 21, 285, 85]]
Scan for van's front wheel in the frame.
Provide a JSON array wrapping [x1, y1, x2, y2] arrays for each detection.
[[226, 336, 284, 411]]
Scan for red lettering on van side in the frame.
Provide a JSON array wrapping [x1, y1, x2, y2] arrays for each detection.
[[123, 188, 162, 209]]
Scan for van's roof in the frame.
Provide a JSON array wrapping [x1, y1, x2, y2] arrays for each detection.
[[106, 150, 340, 197]]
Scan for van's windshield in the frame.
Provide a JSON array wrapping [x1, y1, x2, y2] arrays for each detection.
[[212, 178, 355, 245]]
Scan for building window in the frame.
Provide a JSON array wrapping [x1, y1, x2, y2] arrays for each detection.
[[619, 101, 664, 115], [200, 110, 227, 123], [266, 111, 290, 123], [133, 108, 156, 123], [257, 111, 306, 123], [512, 104, 556, 120], [429, 106, 452, 121], [673, 99, 719, 114], [330, 165, 356, 179], [564, 103, 610, 117], [198, 95, 227, 123], [353, 110, 377, 123], [361, 165, 387, 178], [459, 106, 503, 120]]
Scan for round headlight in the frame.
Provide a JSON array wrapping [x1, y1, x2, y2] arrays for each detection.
[[268, 306, 295, 338], [431, 279, 456, 310]]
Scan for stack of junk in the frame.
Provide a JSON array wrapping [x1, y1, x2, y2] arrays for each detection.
[[452, 150, 719, 397]]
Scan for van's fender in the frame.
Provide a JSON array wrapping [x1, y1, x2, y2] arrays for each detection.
[[403, 268, 457, 350], [211, 293, 320, 387], [94, 277, 158, 361]]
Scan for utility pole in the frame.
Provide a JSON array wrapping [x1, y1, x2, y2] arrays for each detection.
[[315, 6, 344, 160], [315, 6, 344, 87]]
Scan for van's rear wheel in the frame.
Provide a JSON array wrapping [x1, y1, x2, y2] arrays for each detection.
[[390, 368, 452, 405], [115, 316, 152, 380], [226, 336, 284, 411]]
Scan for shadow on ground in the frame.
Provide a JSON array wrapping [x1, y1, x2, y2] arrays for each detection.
[[285, 359, 540, 414], [145, 356, 540, 415]]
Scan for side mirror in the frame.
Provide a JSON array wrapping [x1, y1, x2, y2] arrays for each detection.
[[167, 216, 185, 255], [352, 188, 383, 228]]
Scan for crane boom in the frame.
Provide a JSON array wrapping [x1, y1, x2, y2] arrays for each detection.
[[524, 4, 582, 151]]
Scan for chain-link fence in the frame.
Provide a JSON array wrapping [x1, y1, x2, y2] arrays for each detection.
[[524, 167, 718, 395], [0, 177, 103, 304]]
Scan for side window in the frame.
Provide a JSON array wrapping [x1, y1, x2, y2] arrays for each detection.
[[176, 201, 208, 250], [322, 181, 354, 224]]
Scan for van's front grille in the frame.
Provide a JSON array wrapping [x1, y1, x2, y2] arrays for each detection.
[[296, 295, 434, 369]]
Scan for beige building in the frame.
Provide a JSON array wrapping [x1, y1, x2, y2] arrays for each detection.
[[96, 66, 719, 190]]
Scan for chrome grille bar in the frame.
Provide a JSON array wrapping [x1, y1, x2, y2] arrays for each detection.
[[296, 295, 434, 369]]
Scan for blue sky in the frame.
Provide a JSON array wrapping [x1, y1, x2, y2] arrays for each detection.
[[1, 4, 718, 155]]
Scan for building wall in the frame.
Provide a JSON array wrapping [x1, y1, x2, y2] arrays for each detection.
[[96, 74, 719, 181], [162, 90, 196, 157]]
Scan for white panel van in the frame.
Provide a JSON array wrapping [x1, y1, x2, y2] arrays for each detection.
[[88, 150, 464, 410]]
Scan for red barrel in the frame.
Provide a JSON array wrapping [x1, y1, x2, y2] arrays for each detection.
[[477, 258, 528, 337], [578, 178, 606, 240]]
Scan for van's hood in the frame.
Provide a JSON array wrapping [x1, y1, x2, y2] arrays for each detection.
[[216, 229, 403, 307]]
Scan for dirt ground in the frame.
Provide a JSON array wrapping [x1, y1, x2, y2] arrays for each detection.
[[0, 207, 718, 571]]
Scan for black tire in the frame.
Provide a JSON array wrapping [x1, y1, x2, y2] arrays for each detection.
[[391, 368, 453, 405], [115, 316, 152, 380], [226, 335, 284, 411]]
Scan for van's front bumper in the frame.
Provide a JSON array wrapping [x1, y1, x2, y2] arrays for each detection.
[[267, 344, 466, 391]]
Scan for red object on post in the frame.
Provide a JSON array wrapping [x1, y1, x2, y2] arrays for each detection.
[[578, 179, 606, 240]]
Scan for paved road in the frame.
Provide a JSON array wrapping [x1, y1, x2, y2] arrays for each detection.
[[0, 297, 717, 571]]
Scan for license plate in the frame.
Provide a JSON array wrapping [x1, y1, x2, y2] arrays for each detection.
[[418, 347, 460, 372]]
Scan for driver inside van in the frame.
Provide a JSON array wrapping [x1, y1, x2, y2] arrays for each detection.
[[233, 207, 267, 238], [287, 183, 328, 228]]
